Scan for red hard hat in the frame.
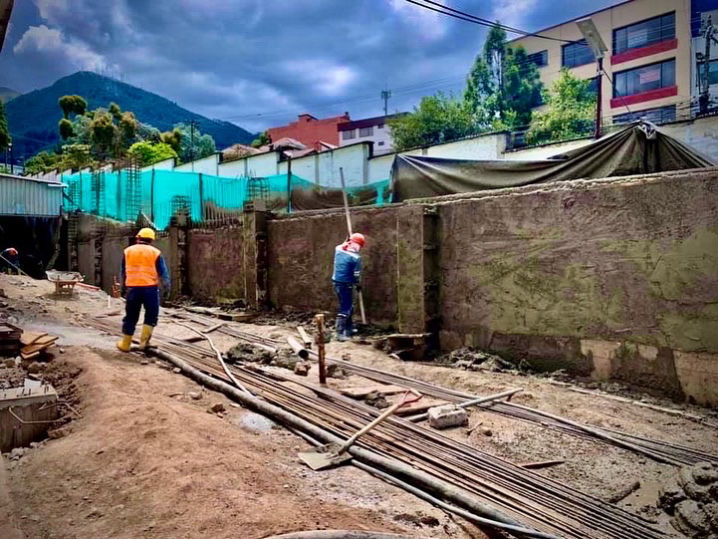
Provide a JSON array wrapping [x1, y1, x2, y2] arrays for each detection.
[[7, 248, 17, 256], [349, 233, 366, 247]]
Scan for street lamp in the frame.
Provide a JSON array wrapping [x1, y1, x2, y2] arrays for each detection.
[[576, 18, 608, 139], [8, 142, 12, 175]]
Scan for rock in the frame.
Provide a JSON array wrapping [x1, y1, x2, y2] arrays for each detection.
[[209, 403, 225, 414], [59, 348, 65, 354], [364, 391, 389, 409], [27, 362, 44, 374], [48, 426, 70, 439], [172, 367, 181, 374], [703, 502, 718, 532], [680, 466, 713, 502], [428, 404, 468, 430], [140, 359, 149, 365], [481, 427, 493, 437], [85, 507, 103, 519], [692, 463, 718, 486], [10, 447, 25, 460], [419, 515, 440, 527], [326, 364, 346, 379], [658, 479, 687, 514], [188, 391, 201, 400], [4, 358, 15, 368], [673, 500, 710, 536], [294, 362, 310, 376]]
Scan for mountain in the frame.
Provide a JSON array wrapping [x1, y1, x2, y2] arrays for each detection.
[[4, 71, 255, 159], [0, 86, 20, 103]]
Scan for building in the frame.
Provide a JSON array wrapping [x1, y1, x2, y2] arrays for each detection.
[[267, 113, 350, 152], [691, 0, 718, 113], [510, 0, 690, 127], [337, 114, 405, 155], [0, 0, 13, 53]]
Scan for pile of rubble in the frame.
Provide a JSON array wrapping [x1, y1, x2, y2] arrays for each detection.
[[442, 347, 519, 372], [659, 462, 718, 537]]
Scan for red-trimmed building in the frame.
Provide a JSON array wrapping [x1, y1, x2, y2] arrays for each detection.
[[267, 113, 350, 151], [509, 0, 692, 126]]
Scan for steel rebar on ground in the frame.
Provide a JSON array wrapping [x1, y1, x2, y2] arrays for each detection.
[[85, 317, 668, 539]]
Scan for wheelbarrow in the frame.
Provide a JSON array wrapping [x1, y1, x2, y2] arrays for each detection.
[[298, 389, 422, 471]]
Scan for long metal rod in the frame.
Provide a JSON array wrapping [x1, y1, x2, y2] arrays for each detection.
[[339, 167, 367, 325]]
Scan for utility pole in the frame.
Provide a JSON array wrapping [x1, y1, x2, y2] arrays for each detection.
[[594, 58, 603, 139], [697, 16, 718, 115], [189, 119, 198, 172], [9, 142, 13, 175], [577, 18, 607, 139], [381, 89, 392, 117]]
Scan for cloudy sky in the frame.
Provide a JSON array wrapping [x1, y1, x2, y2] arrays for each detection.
[[1, 0, 618, 132]]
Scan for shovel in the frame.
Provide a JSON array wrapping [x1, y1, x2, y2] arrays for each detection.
[[298, 389, 422, 471]]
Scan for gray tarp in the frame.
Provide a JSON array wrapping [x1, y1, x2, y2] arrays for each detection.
[[391, 122, 716, 202]]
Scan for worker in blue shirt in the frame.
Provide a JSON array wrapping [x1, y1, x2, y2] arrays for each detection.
[[117, 228, 171, 352], [331, 233, 366, 341]]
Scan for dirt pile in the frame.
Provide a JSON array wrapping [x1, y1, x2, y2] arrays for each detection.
[[659, 462, 718, 537]]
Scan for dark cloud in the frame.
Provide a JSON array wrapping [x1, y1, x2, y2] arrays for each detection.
[[1, 0, 618, 132]]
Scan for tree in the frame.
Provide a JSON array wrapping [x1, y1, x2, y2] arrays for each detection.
[[464, 23, 542, 130], [526, 69, 596, 145], [388, 92, 475, 151], [58, 95, 87, 119], [251, 131, 270, 148], [0, 100, 10, 152], [160, 128, 182, 154], [23, 151, 62, 175], [59, 118, 74, 140], [128, 141, 178, 166], [174, 123, 216, 162]]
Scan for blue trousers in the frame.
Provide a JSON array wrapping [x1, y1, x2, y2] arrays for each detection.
[[333, 282, 354, 334], [122, 286, 160, 335]]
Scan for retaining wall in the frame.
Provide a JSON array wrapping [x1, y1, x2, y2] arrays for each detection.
[[66, 167, 718, 405]]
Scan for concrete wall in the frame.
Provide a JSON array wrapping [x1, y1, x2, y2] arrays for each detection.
[[266, 207, 401, 324], [186, 227, 245, 301], [175, 154, 219, 175], [436, 168, 718, 404]]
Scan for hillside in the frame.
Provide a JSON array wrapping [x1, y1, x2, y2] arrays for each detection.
[[4, 71, 254, 159], [0, 86, 20, 103]]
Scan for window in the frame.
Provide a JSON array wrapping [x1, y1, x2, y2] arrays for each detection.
[[614, 59, 675, 97], [710, 60, 718, 86], [377, 141, 385, 146], [562, 40, 594, 68], [613, 12, 675, 55], [359, 126, 374, 137], [342, 129, 356, 140], [587, 76, 599, 94], [613, 105, 676, 125], [528, 50, 548, 67]]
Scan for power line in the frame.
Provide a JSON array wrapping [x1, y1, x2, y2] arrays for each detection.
[[402, 0, 573, 43]]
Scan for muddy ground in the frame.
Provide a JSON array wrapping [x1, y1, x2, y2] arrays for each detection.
[[1, 273, 717, 538]]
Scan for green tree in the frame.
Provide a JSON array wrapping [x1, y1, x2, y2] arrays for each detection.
[[251, 131, 270, 148], [59, 118, 74, 140], [58, 95, 87, 119], [23, 151, 62, 175], [388, 92, 475, 151], [59, 144, 94, 171], [160, 128, 182, 154], [128, 141, 178, 166], [90, 112, 117, 157], [464, 23, 542, 130], [174, 123, 216, 162], [0, 100, 10, 152], [526, 69, 596, 145]]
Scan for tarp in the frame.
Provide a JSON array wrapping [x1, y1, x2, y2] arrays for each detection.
[[290, 180, 391, 211], [391, 122, 716, 201]]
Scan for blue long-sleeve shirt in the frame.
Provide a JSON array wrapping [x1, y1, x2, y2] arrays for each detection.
[[121, 254, 171, 289], [332, 244, 361, 284]]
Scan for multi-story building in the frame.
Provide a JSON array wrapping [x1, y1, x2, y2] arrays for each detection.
[[510, 0, 691, 127], [267, 113, 350, 152], [337, 114, 405, 155], [691, 1, 718, 111]]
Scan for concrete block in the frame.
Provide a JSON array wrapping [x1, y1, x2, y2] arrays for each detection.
[[428, 404, 468, 430], [0, 383, 58, 452]]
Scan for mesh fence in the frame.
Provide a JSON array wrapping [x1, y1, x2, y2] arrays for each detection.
[[61, 170, 391, 230]]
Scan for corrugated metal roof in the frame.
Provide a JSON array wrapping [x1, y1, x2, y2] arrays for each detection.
[[0, 174, 64, 217]]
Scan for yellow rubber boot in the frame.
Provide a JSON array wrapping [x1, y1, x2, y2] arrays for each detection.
[[116, 334, 133, 353], [139, 325, 154, 350]]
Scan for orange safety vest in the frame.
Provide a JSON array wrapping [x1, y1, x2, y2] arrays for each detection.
[[124, 244, 161, 287]]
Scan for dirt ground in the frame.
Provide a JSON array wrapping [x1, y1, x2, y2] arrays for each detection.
[[2, 273, 718, 538]]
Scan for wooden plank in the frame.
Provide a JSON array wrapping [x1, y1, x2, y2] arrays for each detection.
[[20, 332, 49, 346]]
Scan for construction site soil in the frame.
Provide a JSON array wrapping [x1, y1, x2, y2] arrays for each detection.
[[1, 273, 717, 538]]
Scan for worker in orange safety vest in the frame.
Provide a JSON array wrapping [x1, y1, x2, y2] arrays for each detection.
[[116, 228, 170, 352]]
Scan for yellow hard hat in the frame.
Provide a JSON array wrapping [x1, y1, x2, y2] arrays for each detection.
[[137, 227, 156, 240]]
